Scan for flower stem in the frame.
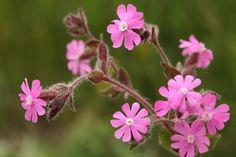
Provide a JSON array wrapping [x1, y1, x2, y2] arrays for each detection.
[[68, 74, 89, 89], [152, 40, 171, 65], [86, 30, 95, 39], [103, 76, 176, 134], [103, 76, 156, 116]]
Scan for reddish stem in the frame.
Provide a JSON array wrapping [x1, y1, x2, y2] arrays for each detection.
[[152, 40, 171, 65], [103, 76, 156, 116], [68, 74, 89, 89]]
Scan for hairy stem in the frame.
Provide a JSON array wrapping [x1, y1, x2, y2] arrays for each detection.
[[103, 76, 175, 133], [152, 40, 171, 65], [103, 76, 156, 116], [86, 30, 95, 39], [68, 74, 89, 89]]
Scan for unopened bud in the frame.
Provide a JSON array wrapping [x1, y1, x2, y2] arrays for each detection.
[[98, 41, 109, 74], [39, 83, 68, 101], [134, 24, 159, 43], [63, 8, 88, 36], [44, 83, 76, 121], [47, 93, 69, 121], [80, 39, 100, 60]]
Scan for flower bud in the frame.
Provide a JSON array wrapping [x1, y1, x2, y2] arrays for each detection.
[[63, 8, 88, 36], [39, 83, 68, 101], [80, 39, 100, 60], [134, 24, 159, 43], [47, 93, 70, 121], [98, 41, 110, 74], [43, 83, 76, 121]]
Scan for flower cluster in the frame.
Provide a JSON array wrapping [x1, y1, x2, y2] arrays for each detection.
[[17, 3, 230, 157], [154, 75, 230, 157]]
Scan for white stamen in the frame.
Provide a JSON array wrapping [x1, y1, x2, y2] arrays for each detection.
[[125, 118, 134, 126], [25, 95, 32, 106], [187, 135, 195, 144], [201, 112, 212, 122], [180, 87, 188, 95], [119, 21, 128, 32]]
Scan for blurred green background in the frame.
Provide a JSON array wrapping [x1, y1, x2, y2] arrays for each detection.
[[0, 0, 235, 156]]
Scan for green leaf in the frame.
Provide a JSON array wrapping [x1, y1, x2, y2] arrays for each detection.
[[159, 129, 178, 156], [161, 62, 181, 79], [208, 134, 222, 150]]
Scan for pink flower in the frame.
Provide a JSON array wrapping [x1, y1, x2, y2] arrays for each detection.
[[154, 87, 177, 117], [107, 4, 144, 50], [166, 75, 202, 113], [66, 40, 92, 76], [198, 93, 230, 135], [171, 120, 210, 157], [179, 35, 213, 68], [18, 79, 47, 123], [111, 102, 151, 142]]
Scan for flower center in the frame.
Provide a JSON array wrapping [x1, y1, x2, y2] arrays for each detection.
[[125, 118, 134, 126], [187, 135, 195, 144], [180, 87, 188, 95], [25, 95, 33, 106], [119, 21, 128, 32], [201, 112, 212, 122]]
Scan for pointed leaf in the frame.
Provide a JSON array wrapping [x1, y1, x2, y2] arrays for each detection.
[[208, 134, 222, 150], [159, 129, 178, 156], [161, 62, 181, 79]]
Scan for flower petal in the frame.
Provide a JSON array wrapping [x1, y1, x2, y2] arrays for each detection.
[[154, 100, 171, 117], [158, 86, 169, 98], [134, 108, 148, 119], [31, 107, 38, 123], [214, 104, 230, 113], [107, 24, 119, 34], [34, 99, 47, 107], [207, 120, 216, 135], [113, 111, 126, 120], [116, 4, 126, 20], [171, 134, 186, 141], [36, 104, 46, 116], [21, 79, 30, 95], [130, 102, 140, 117], [31, 80, 42, 98], [186, 144, 195, 157], [113, 32, 124, 48], [202, 93, 217, 110], [24, 109, 32, 122], [122, 127, 131, 142], [122, 103, 131, 117], [114, 125, 127, 139], [133, 123, 148, 134], [131, 127, 143, 141], [111, 119, 125, 128]]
